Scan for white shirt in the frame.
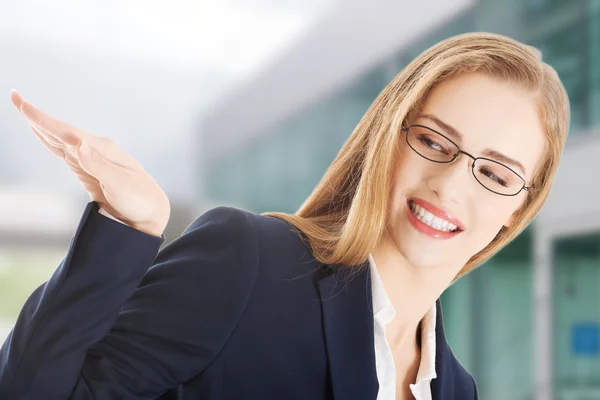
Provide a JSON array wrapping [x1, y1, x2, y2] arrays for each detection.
[[98, 208, 126, 223], [369, 253, 437, 400], [98, 209, 438, 398]]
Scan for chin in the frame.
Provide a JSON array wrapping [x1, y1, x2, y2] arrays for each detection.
[[398, 242, 445, 269], [388, 229, 445, 269]]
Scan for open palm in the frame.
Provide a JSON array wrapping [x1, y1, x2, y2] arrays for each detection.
[[11, 90, 170, 237]]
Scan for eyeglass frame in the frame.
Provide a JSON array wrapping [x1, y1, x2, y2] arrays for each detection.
[[401, 124, 532, 197]]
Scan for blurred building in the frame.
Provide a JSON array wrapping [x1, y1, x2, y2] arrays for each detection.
[[199, 0, 600, 399]]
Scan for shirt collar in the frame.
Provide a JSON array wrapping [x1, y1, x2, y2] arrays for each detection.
[[368, 253, 395, 322], [415, 301, 437, 384], [367, 253, 437, 384]]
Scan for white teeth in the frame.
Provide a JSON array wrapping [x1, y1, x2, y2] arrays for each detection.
[[423, 212, 433, 224], [409, 201, 459, 233]]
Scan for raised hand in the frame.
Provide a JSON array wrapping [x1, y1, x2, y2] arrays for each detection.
[[11, 90, 170, 237]]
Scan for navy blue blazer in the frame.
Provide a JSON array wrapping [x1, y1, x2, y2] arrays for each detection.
[[0, 201, 478, 399]]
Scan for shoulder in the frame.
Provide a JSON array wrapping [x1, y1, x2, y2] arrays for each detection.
[[190, 206, 322, 285], [178, 205, 262, 267], [177, 205, 313, 272], [197, 205, 312, 255], [184, 205, 306, 252], [183, 205, 257, 240], [147, 206, 261, 303]]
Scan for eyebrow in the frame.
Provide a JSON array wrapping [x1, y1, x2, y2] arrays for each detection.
[[415, 113, 527, 176]]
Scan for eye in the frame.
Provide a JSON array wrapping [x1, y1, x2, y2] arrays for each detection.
[[419, 135, 448, 153], [480, 167, 508, 187]]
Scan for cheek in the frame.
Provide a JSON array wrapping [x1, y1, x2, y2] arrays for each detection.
[[389, 162, 420, 210], [478, 197, 522, 225], [467, 200, 521, 248], [391, 149, 427, 191]]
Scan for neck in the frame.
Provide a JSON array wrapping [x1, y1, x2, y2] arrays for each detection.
[[371, 233, 458, 351]]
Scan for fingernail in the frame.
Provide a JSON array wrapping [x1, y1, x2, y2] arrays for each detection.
[[79, 141, 92, 157]]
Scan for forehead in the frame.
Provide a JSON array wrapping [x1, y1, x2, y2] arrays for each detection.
[[417, 72, 546, 179]]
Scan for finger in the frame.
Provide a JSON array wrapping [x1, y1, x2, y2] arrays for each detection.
[[84, 136, 143, 171], [29, 115, 142, 171], [77, 142, 136, 189], [12, 91, 79, 148], [77, 141, 106, 180], [19, 99, 88, 147], [31, 123, 82, 160], [31, 124, 62, 147], [20, 98, 140, 170], [14, 92, 143, 172], [10, 89, 24, 113], [31, 126, 66, 159], [32, 125, 91, 168]]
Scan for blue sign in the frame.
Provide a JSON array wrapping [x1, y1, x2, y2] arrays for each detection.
[[571, 323, 599, 356]]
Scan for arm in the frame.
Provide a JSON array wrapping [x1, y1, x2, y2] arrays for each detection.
[[0, 201, 259, 399]]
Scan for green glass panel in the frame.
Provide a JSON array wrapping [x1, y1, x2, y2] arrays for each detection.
[[552, 232, 600, 397]]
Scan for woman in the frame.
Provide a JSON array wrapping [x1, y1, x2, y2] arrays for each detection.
[[0, 32, 569, 399]]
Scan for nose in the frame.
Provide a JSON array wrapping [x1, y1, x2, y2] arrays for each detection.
[[426, 153, 475, 203]]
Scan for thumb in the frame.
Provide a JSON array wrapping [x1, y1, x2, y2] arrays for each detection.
[[77, 141, 95, 171], [77, 141, 123, 186], [87, 136, 143, 171]]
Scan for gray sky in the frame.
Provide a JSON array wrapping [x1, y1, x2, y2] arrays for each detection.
[[0, 0, 337, 202]]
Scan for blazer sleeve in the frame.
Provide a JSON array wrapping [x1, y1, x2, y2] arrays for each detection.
[[0, 201, 260, 400]]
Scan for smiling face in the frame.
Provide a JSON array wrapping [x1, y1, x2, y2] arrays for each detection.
[[385, 72, 546, 270]]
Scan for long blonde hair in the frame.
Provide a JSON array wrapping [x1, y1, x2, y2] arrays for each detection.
[[262, 32, 570, 281]]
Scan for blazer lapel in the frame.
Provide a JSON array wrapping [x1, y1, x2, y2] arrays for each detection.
[[430, 299, 455, 399], [317, 261, 379, 400], [316, 262, 459, 400]]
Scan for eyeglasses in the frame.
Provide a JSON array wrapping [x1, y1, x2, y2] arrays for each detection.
[[401, 124, 531, 196]]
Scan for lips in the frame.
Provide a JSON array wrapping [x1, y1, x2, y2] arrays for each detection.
[[407, 197, 465, 231]]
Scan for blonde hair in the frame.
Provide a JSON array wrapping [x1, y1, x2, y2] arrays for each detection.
[[262, 32, 570, 281]]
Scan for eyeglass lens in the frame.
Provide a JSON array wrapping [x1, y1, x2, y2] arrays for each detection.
[[406, 125, 525, 195]]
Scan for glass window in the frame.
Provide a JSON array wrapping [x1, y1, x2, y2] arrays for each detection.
[[552, 232, 600, 396], [529, 21, 587, 133]]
